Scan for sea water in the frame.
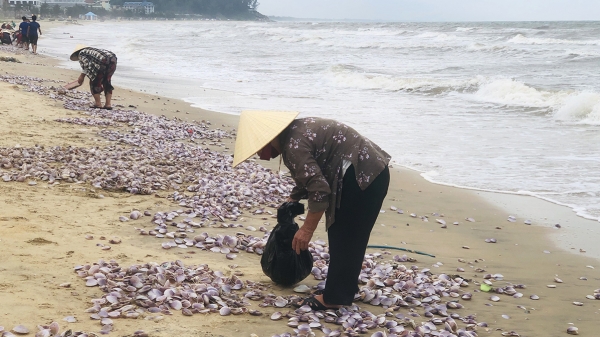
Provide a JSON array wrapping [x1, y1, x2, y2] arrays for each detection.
[[42, 21, 600, 221]]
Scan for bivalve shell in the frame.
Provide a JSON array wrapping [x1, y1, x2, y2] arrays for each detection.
[[567, 327, 579, 335], [12, 325, 29, 334]]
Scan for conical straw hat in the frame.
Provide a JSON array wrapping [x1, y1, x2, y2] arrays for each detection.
[[70, 44, 88, 61], [232, 110, 299, 167]]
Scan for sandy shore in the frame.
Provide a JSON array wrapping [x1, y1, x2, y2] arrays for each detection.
[[0, 43, 599, 337]]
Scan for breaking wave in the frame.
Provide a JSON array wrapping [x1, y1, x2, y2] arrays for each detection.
[[509, 34, 600, 46]]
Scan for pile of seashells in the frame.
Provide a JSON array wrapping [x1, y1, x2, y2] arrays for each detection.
[[73, 254, 495, 337], [0, 75, 294, 222], [0, 322, 142, 337], [72, 236, 520, 337]]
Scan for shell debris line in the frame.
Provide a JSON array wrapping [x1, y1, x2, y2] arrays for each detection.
[[73, 253, 507, 337]]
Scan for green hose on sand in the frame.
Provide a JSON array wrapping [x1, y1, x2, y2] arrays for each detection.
[[367, 245, 436, 258]]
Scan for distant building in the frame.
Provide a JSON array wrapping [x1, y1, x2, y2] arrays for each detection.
[[123, 0, 154, 14], [99, 0, 110, 10], [8, 0, 40, 6], [83, 11, 97, 20], [38, 0, 87, 7]]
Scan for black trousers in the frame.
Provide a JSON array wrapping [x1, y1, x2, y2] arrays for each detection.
[[323, 165, 390, 305]]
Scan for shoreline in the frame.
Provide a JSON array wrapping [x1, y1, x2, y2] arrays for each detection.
[[38, 20, 600, 228], [1, 41, 599, 336]]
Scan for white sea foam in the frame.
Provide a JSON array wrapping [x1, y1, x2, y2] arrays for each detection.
[[509, 34, 600, 46], [554, 93, 600, 124], [417, 32, 458, 41], [327, 65, 482, 92], [472, 79, 568, 107]]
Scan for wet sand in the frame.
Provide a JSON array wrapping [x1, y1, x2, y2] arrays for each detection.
[[0, 43, 599, 337]]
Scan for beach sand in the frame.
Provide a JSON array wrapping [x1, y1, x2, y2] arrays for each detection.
[[0, 42, 599, 337]]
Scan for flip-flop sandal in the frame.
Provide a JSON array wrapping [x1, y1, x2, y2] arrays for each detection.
[[103, 106, 113, 110], [292, 296, 329, 311], [89, 105, 102, 109]]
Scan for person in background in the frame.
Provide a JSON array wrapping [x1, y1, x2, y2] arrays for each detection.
[[27, 15, 41, 54], [18, 17, 29, 50], [70, 45, 118, 110], [0, 25, 13, 45], [233, 111, 391, 310]]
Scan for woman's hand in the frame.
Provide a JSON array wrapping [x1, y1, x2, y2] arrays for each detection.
[[291, 209, 324, 254], [292, 227, 313, 255]]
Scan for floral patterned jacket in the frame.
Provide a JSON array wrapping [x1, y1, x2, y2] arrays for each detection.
[[280, 117, 391, 229]]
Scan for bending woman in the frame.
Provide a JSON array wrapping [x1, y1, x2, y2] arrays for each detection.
[[233, 111, 390, 310], [70, 44, 118, 110]]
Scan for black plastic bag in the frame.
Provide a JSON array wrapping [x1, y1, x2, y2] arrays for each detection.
[[261, 201, 314, 286]]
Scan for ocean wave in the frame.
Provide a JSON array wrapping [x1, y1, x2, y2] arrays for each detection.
[[473, 79, 600, 124], [565, 49, 600, 61], [472, 79, 568, 107], [417, 32, 458, 41], [465, 42, 508, 52], [351, 28, 406, 36], [554, 92, 600, 125], [509, 34, 600, 46], [326, 65, 482, 93]]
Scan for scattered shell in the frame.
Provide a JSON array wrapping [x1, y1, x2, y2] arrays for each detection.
[[274, 297, 288, 308], [293, 284, 311, 293], [530, 295, 540, 300], [572, 302, 583, 306], [63, 316, 77, 323], [12, 325, 29, 334], [567, 327, 579, 335], [130, 210, 142, 220]]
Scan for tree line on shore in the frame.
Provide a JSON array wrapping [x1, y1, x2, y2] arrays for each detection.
[[110, 0, 260, 16], [3, 0, 262, 20]]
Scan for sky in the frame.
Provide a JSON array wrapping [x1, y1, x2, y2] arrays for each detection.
[[258, 0, 600, 21]]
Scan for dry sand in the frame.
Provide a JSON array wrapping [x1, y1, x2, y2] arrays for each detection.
[[0, 44, 599, 337]]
